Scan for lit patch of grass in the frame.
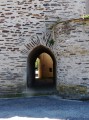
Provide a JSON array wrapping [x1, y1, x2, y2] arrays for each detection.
[[0, 93, 24, 98]]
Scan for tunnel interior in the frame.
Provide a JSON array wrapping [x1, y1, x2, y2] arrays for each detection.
[[27, 45, 56, 88]]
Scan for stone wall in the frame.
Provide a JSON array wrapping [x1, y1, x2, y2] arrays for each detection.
[[53, 18, 89, 99], [0, 0, 87, 97]]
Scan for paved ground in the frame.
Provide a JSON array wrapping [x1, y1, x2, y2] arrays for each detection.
[[0, 95, 89, 120]]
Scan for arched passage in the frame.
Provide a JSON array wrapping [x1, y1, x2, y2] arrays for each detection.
[[27, 45, 56, 88]]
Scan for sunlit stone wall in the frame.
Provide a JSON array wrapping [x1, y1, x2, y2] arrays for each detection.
[[53, 18, 89, 99], [0, 0, 86, 95]]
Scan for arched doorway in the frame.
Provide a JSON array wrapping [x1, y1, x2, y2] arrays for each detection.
[[27, 45, 56, 88]]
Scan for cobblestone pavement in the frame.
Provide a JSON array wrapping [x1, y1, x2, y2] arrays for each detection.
[[0, 95, 89, 120]]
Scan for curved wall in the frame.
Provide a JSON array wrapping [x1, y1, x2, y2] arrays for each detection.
[[53, 18, 89, 99]]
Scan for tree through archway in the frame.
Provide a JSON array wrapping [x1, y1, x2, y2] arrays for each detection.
[[27, 45, 56, 88]]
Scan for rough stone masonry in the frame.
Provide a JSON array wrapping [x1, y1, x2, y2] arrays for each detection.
[[0, 0, 89, 99]]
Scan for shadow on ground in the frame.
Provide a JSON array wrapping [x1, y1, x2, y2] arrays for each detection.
[[0, 96, 89, 120]]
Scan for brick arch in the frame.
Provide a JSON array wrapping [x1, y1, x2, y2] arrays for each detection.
[[27, 45, 56, 88]]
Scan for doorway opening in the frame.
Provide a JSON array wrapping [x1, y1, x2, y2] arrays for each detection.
[[27, 45, 56, 88]]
